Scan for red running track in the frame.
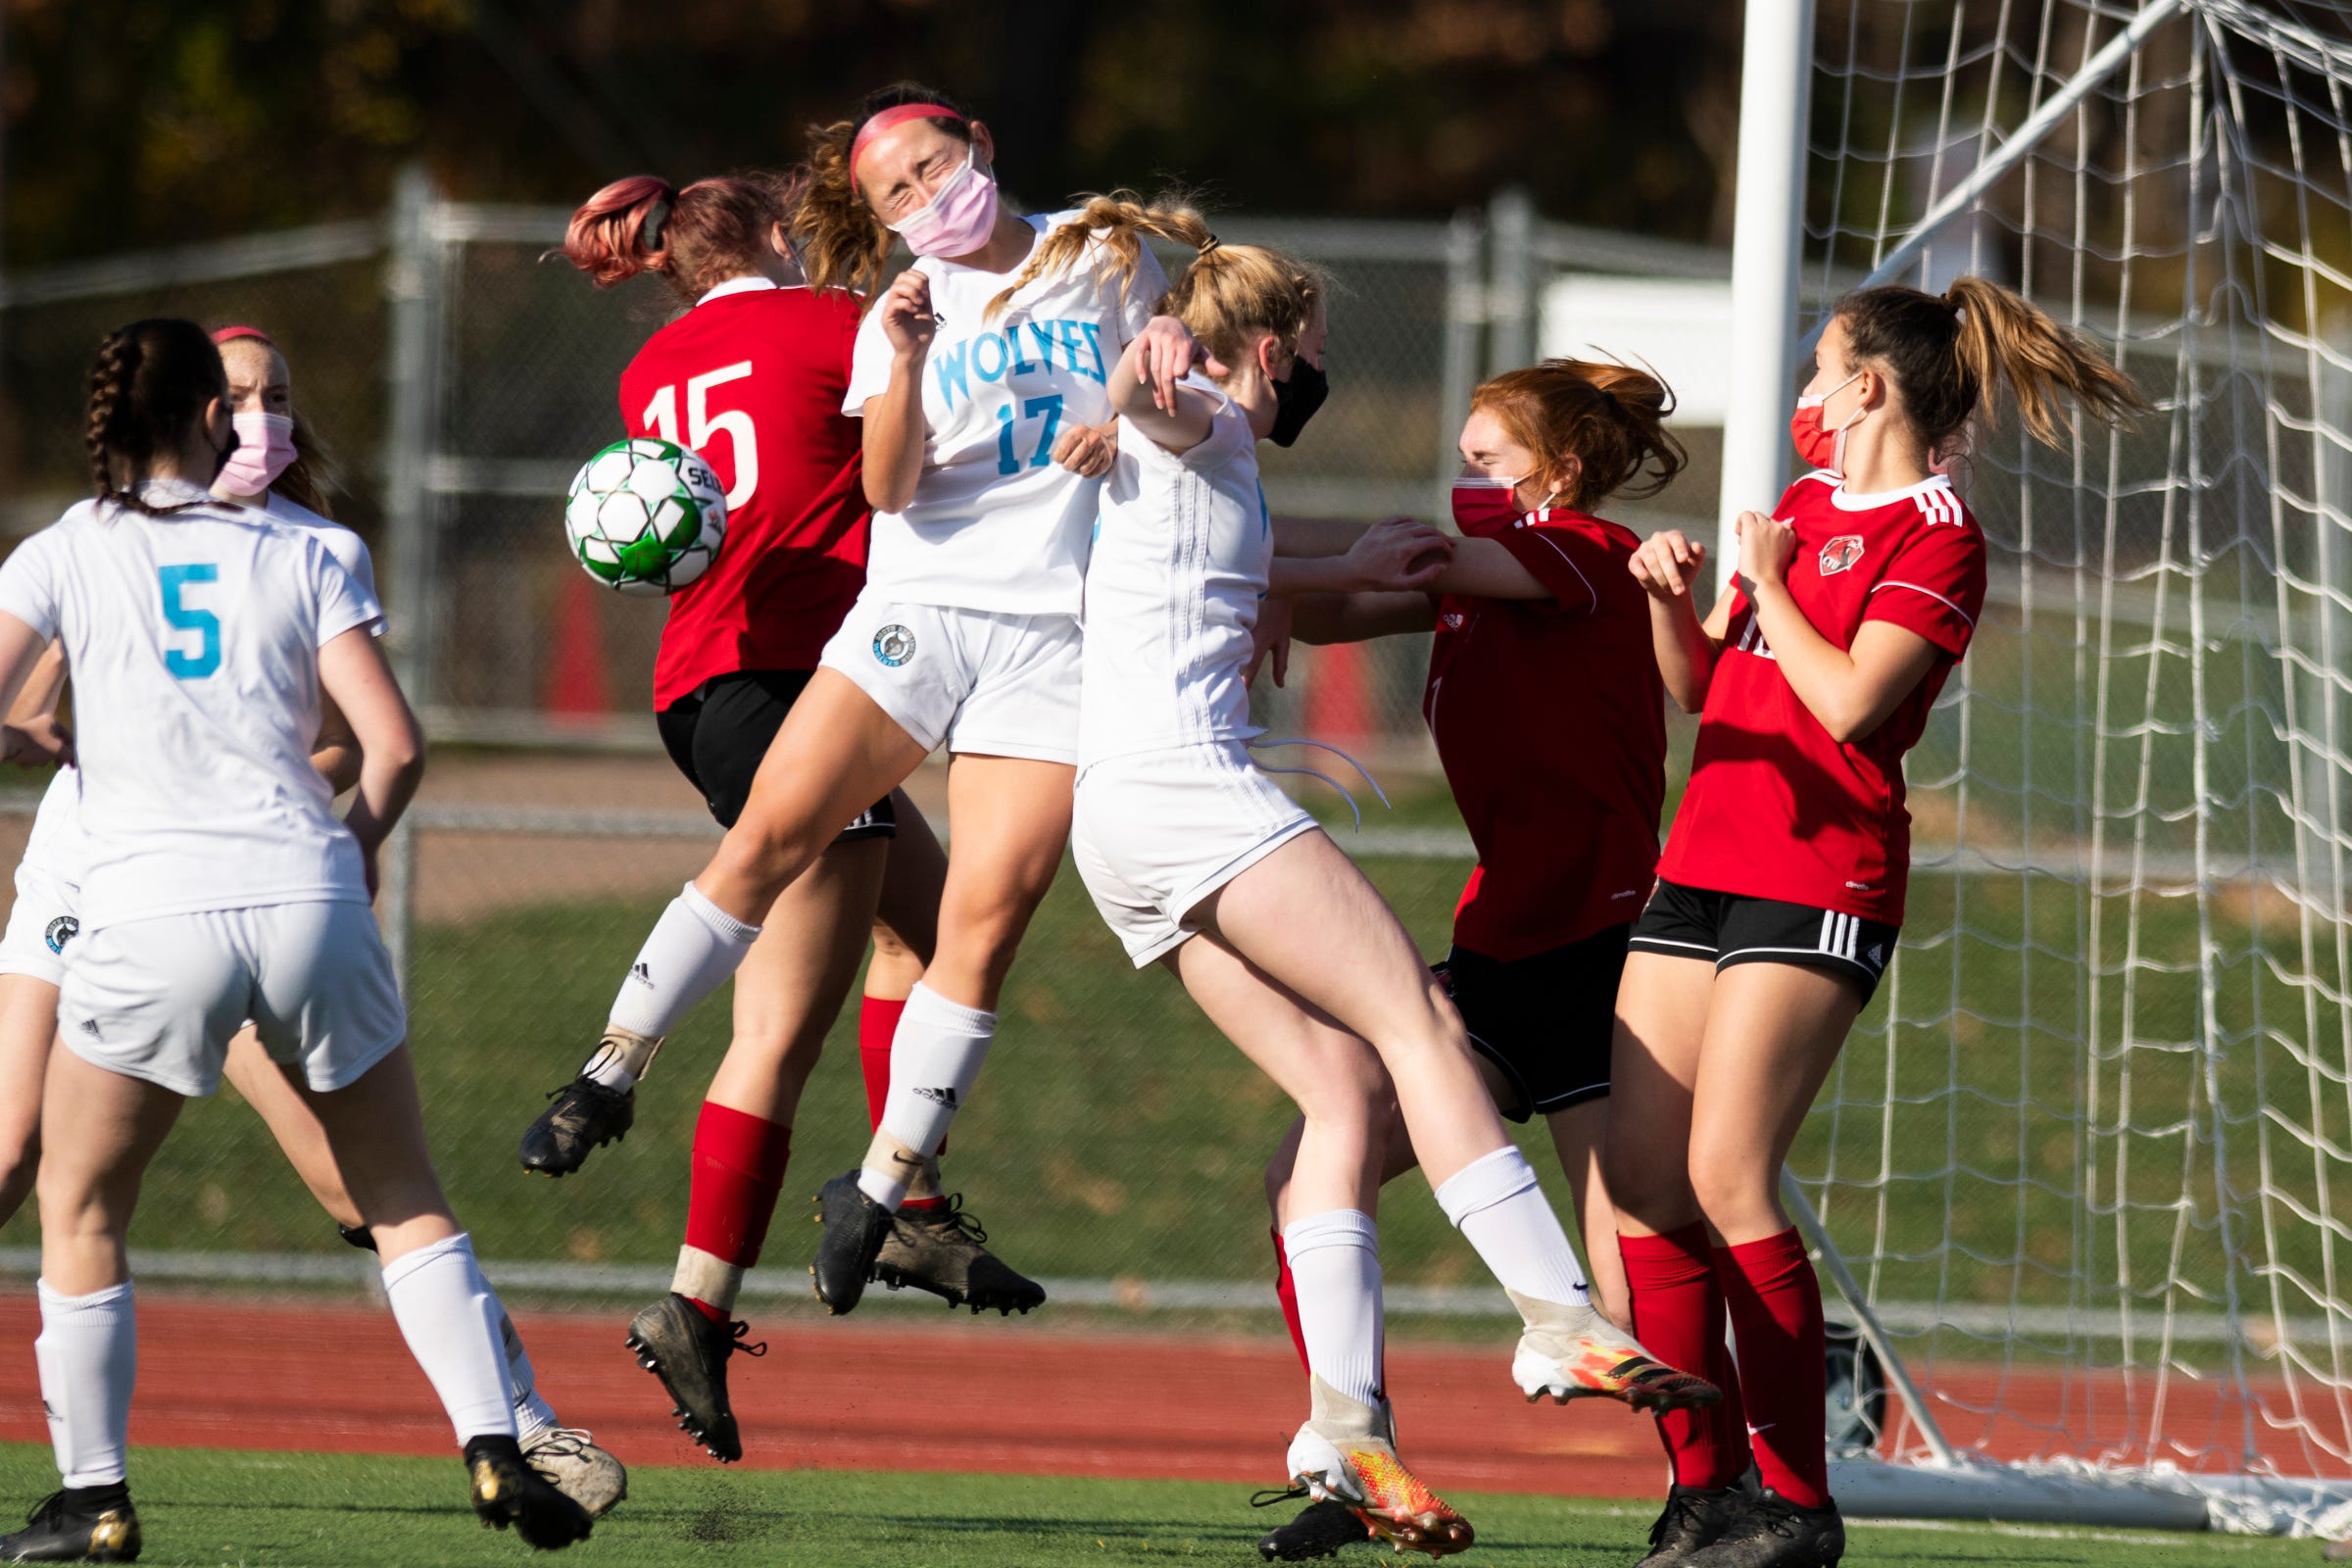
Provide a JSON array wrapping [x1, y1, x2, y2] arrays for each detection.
[[2, 1297, 2342, 1493], [0, 1296, 1672, 1496]]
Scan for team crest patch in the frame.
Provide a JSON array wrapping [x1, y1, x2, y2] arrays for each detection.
[[1818, 535, 1866, 575], [43, 915, 77, 956], [872, 624, 916, 667]]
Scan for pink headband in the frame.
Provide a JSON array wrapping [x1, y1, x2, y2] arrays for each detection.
[[211, 324, 273, 346], [850, 104, 967, 176]]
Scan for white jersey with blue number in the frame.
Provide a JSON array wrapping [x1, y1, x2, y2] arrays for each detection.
[[1079, 377, 1270, 765], [0, 480, 381, 929], [14, 490, 383, 893], [844, 209, 1163, 619]]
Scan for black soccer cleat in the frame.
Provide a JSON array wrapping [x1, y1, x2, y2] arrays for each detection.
[[874, 1193, 1047, 1316], [0, 1487, 140, 1563], [1638, 1479, 1755, 1566], [465, 1434, 592, 1550], [1682, 1488, 1842, 1568], [809, 1169, 896, 1316], [624, 1293, 764, 1463], [517, 1076, 634, 1178], [1253, 1495, 1370, 1561]]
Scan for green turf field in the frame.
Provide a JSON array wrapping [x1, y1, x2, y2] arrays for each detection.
[[0, 1444, 2319, 1566]]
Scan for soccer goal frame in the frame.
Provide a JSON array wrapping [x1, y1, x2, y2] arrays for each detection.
[[1727, 0, 2352, 1537]]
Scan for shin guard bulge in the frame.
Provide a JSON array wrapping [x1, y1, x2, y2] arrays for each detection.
[[1621, 1226, 1750, 1489], [674, 1102, 793, 1321], [605, 883, 761, 1054], [1282, 1210, 1386, 1408], [1718, 1230, 1830, 1508], [1433, 1145, 1591, 1308], [382, 1234, 518, 1446], [35, 1280, 134, 1488], [859, 983, 993, 1208]]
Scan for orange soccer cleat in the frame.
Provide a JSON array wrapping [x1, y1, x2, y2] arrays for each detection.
[[1285, 1379, 1475, 1558], [1506, 1289, 1723, 1413]]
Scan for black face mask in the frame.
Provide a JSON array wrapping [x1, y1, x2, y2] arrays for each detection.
[[1269, 358, 1328, 448]]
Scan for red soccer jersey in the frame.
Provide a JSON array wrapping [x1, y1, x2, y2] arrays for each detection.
[[1424, 507, 1668, 959], [1655, 471, 1988, 924], [618, 279, 871, 710]]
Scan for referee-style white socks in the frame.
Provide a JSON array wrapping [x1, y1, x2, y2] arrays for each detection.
[[603, 883, 761, 1066], [381, 1233, 518, 1445], [1434, 1145, 1592, 1311], [858, 983, 995, 1208], [1282, 1209, 1386, 1409], [35, 1279, 135, 1488]]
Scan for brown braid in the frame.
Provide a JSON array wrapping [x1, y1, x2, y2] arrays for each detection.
[[82, 319, 228, 516]]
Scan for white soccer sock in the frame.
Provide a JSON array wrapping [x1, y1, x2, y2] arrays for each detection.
[[500, 1311, 560, 1441], [603, 883, 761, 1058], [34, 1280, 134, 1489], [1282, 1210, 1386, 1409], [381, 1233, 518, 1445], [1433, 1145, 1592, 1309], [858, 984, 995, 1208]]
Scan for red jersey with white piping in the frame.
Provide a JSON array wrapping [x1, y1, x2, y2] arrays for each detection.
[[1424, 507, 1666, 958], [1654, 471, 1987, 925]]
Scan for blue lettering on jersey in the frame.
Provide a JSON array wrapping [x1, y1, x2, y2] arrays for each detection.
[[932, 341, 972, 406], [159, 564, 221, 679], [972, 332, 1009, 383], [1059, 320, 1102, 385]]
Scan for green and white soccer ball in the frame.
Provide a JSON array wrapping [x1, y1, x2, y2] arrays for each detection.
[[564, 437, 727, 596]]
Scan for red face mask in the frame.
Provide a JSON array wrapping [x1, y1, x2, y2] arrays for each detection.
[[1450, 476, 1527, 536], [1789, 369, 1865, 473]]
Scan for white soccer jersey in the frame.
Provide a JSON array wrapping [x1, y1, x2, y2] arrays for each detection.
[[1079, 378, 1269, 764], [0, 480, 381, 930], [14, 491, 383, 890], [844, 209, 1164, 619]]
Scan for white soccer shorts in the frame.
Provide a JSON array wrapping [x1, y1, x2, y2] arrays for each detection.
[[818, 590, 1083, 764], [1071, 740, 1320, 966], [0, 860, 80, 988], [59, 901, 408, 1098]]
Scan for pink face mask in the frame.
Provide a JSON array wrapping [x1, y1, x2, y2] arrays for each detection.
[[888, 153, 1001, 259], [217, 412, 296, 495]]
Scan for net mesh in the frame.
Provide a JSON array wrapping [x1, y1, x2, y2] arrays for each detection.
[[1793, 0, 2352, 1496]]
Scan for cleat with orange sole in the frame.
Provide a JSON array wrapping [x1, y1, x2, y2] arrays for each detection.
[[1286, 1379, 1473, 1559], [1506, 1289, 1721, 1413]]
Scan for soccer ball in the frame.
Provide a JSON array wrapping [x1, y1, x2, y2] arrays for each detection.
[[563, 437, 727, 596]]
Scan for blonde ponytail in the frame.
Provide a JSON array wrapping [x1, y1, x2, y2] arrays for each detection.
[[985, 191, 1214, 321]]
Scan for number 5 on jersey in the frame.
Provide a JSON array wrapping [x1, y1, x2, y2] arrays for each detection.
[[159, 564, 220, 679], [642, 362, 757, 510]]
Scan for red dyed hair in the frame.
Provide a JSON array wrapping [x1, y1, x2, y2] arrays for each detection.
[[557, 172, 801, 302]]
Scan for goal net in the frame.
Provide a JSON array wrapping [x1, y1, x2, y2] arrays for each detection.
[[1786, 0, 2352, 1535]]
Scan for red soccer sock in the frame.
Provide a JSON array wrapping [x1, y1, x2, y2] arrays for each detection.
[[858, 995, 905, 1131], [1271, 1228, 1310, 1375], [1718, 1230, 1830, 1509], [681, 1102, 793, 1324], [1620, 1225, 1751, 1490]]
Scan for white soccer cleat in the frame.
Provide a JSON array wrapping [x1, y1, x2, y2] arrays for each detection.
[[518, 1426, 628, 1519], [1506, 1288, 1722, 1413]]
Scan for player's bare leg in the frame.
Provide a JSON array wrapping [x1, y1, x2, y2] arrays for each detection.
[[519, 673, 925, 1179], [816, 753, 1064, 1316], [1198, 831, 1714, 1414], [1544, 1100, 1629, 1328], [631, 838, 881, 1462], [1174, 935, 1470, 1557], [219, 1033, 623, 1516], [0, 974, 57, 1226], [6, 1047, 178, 1563]]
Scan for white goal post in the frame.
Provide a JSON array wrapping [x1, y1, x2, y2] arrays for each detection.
[[1726, 0, 2352, 1537]]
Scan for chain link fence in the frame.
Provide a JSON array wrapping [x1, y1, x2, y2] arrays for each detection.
[[0, 174, 1729, 1304]]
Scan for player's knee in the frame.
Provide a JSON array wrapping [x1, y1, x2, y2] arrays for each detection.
[[1602, 1136, 1694, 1229], [715, 812, 825, 906], [1686, 1143, 1774, 1234], [0, 1125, 37, 1225]]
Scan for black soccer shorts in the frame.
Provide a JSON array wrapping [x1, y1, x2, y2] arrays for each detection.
[[1628, 877, 1898, 1004], [1435, 922, 1632, 1122], [657, 668, 896, 839]]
